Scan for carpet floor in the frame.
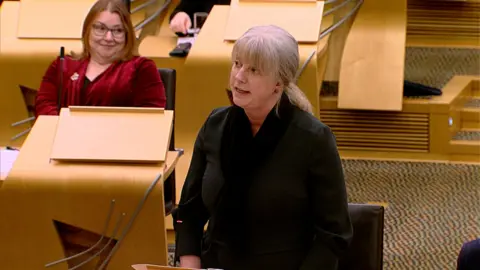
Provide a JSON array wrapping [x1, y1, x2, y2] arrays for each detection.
[[344, 159, 480, 269], [168, 159, 480, 269]]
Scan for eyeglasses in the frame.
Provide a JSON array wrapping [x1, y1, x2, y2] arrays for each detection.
[[92, 23, 125, 38]]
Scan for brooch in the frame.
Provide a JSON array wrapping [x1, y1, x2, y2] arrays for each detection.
[[71, 72, 79, 81]]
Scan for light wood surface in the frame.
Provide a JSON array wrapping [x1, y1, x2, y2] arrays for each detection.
[[0, 115, 181, 269], [321, 76, 480, 162], [51, 107, 173, 163], [224, 0, 324, 42], [323, 1, 357, 82], [17, 1, 95, 39], [0, 2, 83, 54], [0, 2, 82, 147], [338, 0, 407, 111], [138, 36, 177, 58], [449, 140, 480, 155], [323, 77, 479, 113]]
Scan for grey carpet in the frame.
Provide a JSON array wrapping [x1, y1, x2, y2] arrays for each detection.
[[345, 159, 480, 269], [404, 47, 480, 90]]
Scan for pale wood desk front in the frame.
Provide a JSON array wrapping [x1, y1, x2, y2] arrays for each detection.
[[338, 0, 407, 111], [0, 115, 180, 269]]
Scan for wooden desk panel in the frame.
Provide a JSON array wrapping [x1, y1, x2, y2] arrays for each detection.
[[0, 2, 83, 54], [0, 2, 83, 147], [0, 116, 180, 269], [17, 1, 95, 39], [338, 0, 407, 111]]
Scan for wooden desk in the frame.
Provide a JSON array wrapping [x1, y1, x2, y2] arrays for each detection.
[[0, 116, 180, 269], [338, 0, 407, 111], [138, 0, 186, 69], [0, 2, 83, 147], [139, 14, 192, 205]]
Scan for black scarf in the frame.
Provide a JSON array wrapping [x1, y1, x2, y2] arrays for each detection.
[[213, 94, 295, 256]]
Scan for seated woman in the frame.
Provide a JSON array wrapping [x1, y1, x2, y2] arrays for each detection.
[[169, 0, 230, 35], [173, 25, 353, 270], [35, 0, 166, 116]]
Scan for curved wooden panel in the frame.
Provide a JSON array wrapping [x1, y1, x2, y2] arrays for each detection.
[[17, 1, 95, 39], [0, 116, 178, 269], [338, 0, 406, 111], [0, 2, 83, 147]]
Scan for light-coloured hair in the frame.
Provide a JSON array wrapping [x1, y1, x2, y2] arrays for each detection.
[[231, 25, 313, 114], [74, 0, 136, 61]]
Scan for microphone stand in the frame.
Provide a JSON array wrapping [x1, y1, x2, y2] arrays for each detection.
[[57, 47, 65, 114]]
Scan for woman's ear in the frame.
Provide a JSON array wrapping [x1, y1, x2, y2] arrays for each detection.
[[275, 81, 284, 93]]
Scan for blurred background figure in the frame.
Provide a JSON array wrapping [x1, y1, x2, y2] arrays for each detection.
[[169, 0, 230, 34]]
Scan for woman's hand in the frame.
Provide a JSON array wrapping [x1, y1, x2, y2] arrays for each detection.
[[170, 12, 192, 34], [179, 255, 201, 269]]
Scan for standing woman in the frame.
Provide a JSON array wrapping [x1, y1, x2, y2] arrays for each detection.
[[173, 25, 353, 270], [35, 0, 166, 116]]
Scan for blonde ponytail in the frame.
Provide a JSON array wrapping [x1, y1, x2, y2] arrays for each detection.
[[284, 82, 313, 114]]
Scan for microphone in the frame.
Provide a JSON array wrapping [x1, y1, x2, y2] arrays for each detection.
[[57, 47, 65, 114]]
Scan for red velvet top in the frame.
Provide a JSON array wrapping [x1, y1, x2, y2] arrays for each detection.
[[35, 56, 166, 116]]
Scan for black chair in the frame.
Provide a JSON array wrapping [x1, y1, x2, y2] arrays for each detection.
[[158, 68, 177, 215], [339, 203, 385, 270]]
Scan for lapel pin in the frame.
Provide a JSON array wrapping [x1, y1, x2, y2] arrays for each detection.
[[71, 72, 79, 81]]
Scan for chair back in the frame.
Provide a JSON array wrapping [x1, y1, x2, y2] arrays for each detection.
[[157, 68, 177, 214], [339, 203, 385, 270], [158, 69, 176, 111], [158, 68, 176, 149]]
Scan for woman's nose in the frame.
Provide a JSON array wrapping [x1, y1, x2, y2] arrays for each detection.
[[235, 68, 247, 82], [104, 31, 114, 41]]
